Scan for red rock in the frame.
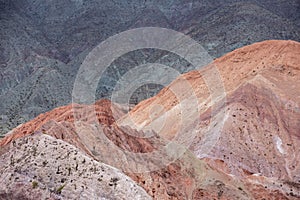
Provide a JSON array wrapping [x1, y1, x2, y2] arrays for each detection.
[[1, 40, 300, 199]]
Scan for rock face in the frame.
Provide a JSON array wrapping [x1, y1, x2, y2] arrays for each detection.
[[0, 0, 299, 136], [1, 40, 300, 199], [0, 103, 281, 200], [0, 133, 151, 200], [119, 40, 300, 198]]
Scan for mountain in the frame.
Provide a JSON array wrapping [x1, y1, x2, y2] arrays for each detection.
[[120, 40, 300, 182], [1, 40, 299, 199], [0, 133, 151, 199], [0, 0, 299, 136]]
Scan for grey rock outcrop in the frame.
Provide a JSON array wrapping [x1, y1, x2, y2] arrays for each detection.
[[0, 133, 151, 200]]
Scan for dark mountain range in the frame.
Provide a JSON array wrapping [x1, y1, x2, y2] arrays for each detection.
[[0, 0, 299, 136]]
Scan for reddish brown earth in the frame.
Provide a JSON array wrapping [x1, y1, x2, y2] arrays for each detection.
[[119, 40, 300, 198], [1, 40, 300, 199]]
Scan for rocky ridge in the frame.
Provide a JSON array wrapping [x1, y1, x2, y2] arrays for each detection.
[[0, 0, 299, 136], [0, 133, 151, 199], [1, 40, 299, 199], [120, 40, 300, 182]]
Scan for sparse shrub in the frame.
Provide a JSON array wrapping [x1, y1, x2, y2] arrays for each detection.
[[32, 181, 38, 189], [56, 184, 66, 194]]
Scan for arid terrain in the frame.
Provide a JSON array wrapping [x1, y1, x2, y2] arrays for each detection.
[[1, 40, 299, 199], [0, 0, 299, 136]]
